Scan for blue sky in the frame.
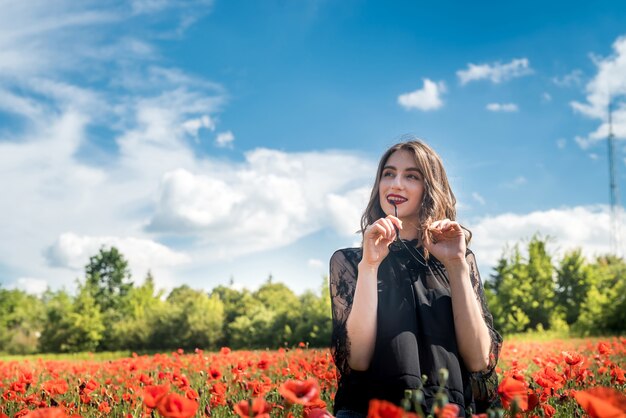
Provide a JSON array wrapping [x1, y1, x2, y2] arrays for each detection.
[[1, 0, 626, 295]]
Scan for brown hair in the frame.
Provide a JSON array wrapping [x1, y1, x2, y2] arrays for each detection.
[[360, 139, 471, 254]]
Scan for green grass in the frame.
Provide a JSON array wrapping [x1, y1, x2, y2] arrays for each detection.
[[0, 350, 133, 362]]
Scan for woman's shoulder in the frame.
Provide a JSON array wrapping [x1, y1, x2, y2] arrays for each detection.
[[330, 247, 362, 268]]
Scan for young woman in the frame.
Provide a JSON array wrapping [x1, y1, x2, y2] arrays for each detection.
[[329, 140, 502, 417]]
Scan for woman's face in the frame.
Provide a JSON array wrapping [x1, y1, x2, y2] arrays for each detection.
[[378, 149, 425, 226]]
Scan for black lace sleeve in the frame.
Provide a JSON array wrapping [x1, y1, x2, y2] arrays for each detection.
[[465, 249, 503, 404], [329, 249, 359, 380]]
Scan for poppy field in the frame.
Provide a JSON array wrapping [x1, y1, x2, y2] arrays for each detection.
[[0, 338, 625, 418]]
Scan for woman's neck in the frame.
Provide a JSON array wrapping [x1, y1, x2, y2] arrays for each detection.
[[399, 222, 420, 241]]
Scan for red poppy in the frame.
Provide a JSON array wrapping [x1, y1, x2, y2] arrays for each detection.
[[143, 384, 170, 409], [233, 398, 271, 418], [304, 398, 328, 416], [573, 387, 626, 418], [279, 379, 320, 405], [562, 351, 584, 366], [541, 403, 556, 418], [157, 392, 199, 418], [42, 379, 69, 397], [23, 408, 68, 418], [367, 399, 416, 418], [208, 368, 222, 379], [98, 401, 111, 414], [305, 408, 334, 418], [220, 347, 231, 355], [598, 342, 612, 355], [434, 403, 460, 418], [498, 375, 529, 411]]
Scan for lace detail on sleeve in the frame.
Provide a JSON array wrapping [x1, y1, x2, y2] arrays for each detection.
[[329, 249, 359, 380], [465, 249, 503, 405]]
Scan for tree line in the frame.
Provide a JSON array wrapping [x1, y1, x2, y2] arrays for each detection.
[[486, 235, 626, 336], [0, 247, 331, 354], [1, 235, 625, 354]]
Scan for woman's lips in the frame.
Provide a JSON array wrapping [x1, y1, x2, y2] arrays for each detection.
[[386, 194, 407, 205]]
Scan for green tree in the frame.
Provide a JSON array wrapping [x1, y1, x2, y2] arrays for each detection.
[[39, 285, 104, 352], [39, 290, 73, 352], [253, 280, 301, 347], [85, 246, 133, 312], [575, 255, 626, 335], [555, 249, 590, 325], [293, 277, 332, 347], [211, 284, 256, 347], [487, 235, 556, 333], [524, 235, 556, 329], [0, 288, 45, 354], [150, 285, 224, 350], [227, 304, 276, 349], [107, 271, 165, 350]]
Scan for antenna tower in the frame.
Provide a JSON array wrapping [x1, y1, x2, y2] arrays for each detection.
[[607, 98, 622, 257]]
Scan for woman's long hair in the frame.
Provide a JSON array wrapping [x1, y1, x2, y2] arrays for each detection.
[[360, 139, 471, 256]]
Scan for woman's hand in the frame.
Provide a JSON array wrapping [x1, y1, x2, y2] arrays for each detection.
[[423, 219, 466, 266], [361, 215, 402, 267]]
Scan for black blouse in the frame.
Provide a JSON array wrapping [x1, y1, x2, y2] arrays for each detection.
[[329, 242, 502, 416]]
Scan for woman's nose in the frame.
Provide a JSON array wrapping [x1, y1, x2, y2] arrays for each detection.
[[391, 175, 404, 188]]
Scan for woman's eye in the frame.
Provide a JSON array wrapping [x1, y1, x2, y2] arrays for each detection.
[[407, 174, 420, 180], [382, 171, 394, 177]]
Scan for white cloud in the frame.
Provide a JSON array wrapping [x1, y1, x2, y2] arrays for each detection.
[[397, 78, 446, 111], [147, 150, 375, 260], [183, 115, 215, 137], [326, 187, 372, 236], [457, 58, 533, 85], [0, 1, 229, 292], [44, 233, 190, 289], [215, 130, 235, 148], [501, 176, 527, 189], [46, 233, 190, 270], [552, 69, 583, 87], [589, 153, 599, 160], [571, 35, 626, 147], [9, 278, 49, 296], [486, 103, 519, 112], [557, 138, 566, 149], [472, 192, 486, 205], [468, 205, 624, 273], [308, 259, 323, 269], [542, 92, 552, 102]]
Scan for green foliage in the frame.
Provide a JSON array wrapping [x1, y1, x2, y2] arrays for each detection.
[[105, 272, 166, 350], [39, 286, 105, 352], [574, 255, 626, 335], [8, 236, 625, 354], [85, 246, 133, 312], [555, 249, 590, 325], [0, 288, 45, 354], [488, 235, 625, 337], [228, 304, 277, 349]]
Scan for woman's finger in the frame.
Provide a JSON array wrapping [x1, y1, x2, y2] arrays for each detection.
[[380, 218, 396, 241], [386, 215, 403, 231]]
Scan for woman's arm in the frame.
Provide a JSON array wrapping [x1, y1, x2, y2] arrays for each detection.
[[425, 219, 494, 372], [445, 259, 492, 372], [344, 261, 379, 370], [346, 216, 401, 370]]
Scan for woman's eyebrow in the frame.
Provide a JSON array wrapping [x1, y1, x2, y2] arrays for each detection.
[[383, 165, 421, 172]]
